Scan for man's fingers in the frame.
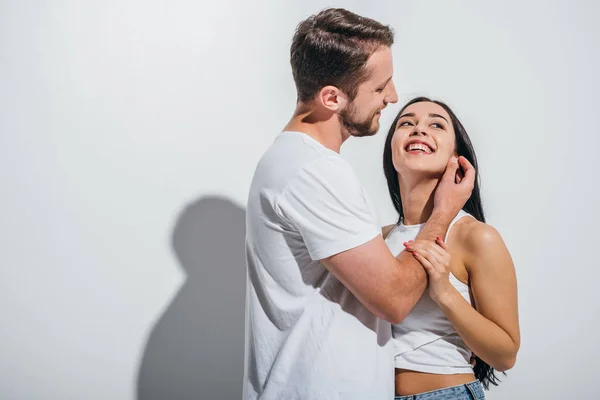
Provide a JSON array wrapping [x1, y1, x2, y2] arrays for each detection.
[[455, 165, 465, 184], [457, 156, 475, 187], [441, 156, 459, 184]]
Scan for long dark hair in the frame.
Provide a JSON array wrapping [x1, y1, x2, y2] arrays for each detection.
[[383, 97, 502, 389]]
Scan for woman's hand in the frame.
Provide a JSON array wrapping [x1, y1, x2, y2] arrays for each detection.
[[404, 237, 456, 304]]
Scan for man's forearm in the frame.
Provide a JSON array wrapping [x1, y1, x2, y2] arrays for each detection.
[[416, 210, 454, 241], [395, 249, 428, 297]]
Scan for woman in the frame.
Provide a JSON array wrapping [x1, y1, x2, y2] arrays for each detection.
[[381, 97, 520, 400]]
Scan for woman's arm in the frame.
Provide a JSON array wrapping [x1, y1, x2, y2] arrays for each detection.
[[406, 224, 520, 371]]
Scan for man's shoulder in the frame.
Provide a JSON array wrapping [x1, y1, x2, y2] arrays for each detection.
[[264, 132, 344, 169], [256, 138, 352, 193]]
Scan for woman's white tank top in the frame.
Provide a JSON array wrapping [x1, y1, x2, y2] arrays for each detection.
[[385, 210, 474, 374]]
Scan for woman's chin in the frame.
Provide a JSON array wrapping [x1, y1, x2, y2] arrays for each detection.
[[397, 165, 445, 179]]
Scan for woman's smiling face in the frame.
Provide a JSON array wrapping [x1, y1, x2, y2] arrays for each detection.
[[390, 101, 456, 178]]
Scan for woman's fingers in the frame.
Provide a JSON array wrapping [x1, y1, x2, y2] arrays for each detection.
[[412, 251, 435, 275], [404, 239, 449, 272], [435, 236, 449, 251]]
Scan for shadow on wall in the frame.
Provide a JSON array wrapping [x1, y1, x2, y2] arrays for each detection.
[[137, 196, 246, 399]]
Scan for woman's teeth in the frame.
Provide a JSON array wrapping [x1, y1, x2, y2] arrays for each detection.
[[406, 143, 433, 153]]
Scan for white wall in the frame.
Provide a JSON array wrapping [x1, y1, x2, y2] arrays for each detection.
[[1, 1, 598, 399]]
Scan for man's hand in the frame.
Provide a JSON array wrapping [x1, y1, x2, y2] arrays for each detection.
[[433, 156, 475, 218]]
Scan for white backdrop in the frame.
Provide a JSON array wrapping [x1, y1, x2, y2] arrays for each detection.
[[1, 1, 599, 399]]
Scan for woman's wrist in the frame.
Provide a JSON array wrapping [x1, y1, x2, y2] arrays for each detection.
[[434, 284, 461, 309]]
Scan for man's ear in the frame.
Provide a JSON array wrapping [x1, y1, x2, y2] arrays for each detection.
[[318, 85, 347, 112]]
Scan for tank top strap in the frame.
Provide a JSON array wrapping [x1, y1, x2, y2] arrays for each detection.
[[444, 209, 471, 242]]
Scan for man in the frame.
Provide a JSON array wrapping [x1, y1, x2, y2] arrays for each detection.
[[243, 8, 475, 399]]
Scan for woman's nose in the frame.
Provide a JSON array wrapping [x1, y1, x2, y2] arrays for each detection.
[[409, 129, 428, 137]]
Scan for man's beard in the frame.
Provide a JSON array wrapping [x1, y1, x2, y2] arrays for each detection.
[[339, 102, 381, 138]]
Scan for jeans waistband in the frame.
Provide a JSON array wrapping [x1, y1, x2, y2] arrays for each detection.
[[394, 380, 485, 400]]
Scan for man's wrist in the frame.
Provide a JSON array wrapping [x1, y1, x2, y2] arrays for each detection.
[[430, 208, 456, 225], [417, 209, 453, 242]]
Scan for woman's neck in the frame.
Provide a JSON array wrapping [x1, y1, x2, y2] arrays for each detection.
[[398, 175, 440, 226]]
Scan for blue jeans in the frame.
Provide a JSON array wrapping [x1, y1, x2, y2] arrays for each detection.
[[395, 380, 485, 400]]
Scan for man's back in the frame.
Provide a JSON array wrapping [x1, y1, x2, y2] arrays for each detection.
[[243, 131, 394, 399]]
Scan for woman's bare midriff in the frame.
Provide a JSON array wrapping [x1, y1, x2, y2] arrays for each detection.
[[395, 369, 476, 396]]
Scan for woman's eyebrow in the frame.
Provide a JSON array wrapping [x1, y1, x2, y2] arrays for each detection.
[[430, 113, 449, 123]]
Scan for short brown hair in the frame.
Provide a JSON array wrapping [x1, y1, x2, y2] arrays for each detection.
[[290, 8, 394, 102]]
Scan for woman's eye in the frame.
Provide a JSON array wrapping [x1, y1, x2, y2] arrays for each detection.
[[431, 123, 444, 129], [399, 121, 413, 127]]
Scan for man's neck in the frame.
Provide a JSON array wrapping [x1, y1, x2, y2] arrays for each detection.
[[283, 102, 347, 153]]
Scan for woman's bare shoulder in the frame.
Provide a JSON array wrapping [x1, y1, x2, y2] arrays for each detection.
[[452, 217, 507, 263]]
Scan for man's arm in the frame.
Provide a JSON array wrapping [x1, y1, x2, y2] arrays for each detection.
[[321, 157, 475, 323], [322, 210, 453, 323]]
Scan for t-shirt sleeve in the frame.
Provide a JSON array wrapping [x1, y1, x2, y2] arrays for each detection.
[[276, 156, 380, 261]]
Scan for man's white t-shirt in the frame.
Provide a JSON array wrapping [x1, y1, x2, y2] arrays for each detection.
[[243, 131, 394, 399]]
